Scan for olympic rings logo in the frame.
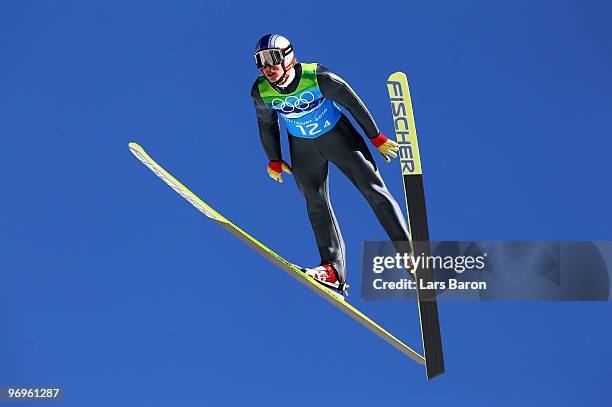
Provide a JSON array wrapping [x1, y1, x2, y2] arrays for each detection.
[[271, 91, 316, 113]]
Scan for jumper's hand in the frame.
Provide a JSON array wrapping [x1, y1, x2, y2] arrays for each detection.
[[369, 133, 398, 163], [377, 139, 399, 163], [267, 160, 293, 183]]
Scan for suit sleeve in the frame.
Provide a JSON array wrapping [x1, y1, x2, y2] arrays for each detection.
[[316, 65, 380, 139], [251, 80, 282, 161]]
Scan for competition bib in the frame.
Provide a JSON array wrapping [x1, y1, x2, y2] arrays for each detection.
[[257, 63, 342, 138]]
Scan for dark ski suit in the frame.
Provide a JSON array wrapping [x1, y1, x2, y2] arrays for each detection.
[[252, 63, 409, 283]]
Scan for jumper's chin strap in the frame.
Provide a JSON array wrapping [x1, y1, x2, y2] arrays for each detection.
[[274, 66, 296, 87]]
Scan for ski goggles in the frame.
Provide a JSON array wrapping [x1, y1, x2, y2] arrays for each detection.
[[254, 45, 292, 68]]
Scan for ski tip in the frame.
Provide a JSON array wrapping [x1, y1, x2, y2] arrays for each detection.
[[387, 71, 408, 82], [128, 142, 147, 158]]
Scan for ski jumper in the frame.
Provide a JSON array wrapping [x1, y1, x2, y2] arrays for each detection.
[[252, 63, 409, 283]]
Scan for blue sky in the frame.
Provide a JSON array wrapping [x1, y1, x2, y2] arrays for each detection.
[[1, 0, 611, 405]]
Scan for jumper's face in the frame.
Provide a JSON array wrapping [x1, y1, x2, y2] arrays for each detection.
[[261, 64, 284, 83]]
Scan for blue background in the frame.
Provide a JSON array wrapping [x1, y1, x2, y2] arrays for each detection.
[[1, 0, 611, 405]]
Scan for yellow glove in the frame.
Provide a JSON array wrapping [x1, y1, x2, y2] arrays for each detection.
[[377, 139, 399, 163], [267, 160, 293, 183], [370, 133, 399, 163]]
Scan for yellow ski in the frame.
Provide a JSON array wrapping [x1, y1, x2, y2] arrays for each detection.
[[128, 142, 424, 365]]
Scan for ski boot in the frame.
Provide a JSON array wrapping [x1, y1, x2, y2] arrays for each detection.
[[302, 263, 350, 298]]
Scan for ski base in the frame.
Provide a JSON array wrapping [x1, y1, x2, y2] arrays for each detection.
[[387, 72, 445, 379]]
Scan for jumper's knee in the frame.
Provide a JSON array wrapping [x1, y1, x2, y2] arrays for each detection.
[[363, 188, 390, 208]]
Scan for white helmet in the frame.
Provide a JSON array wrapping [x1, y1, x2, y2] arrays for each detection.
[[254, 34, 296, 83]]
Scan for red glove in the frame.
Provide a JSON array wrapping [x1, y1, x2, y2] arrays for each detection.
[[268, 160, 284, 173], [267, 160, 293, 183], [369, 133, 389, 148], [369, 133, 399, 163]]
